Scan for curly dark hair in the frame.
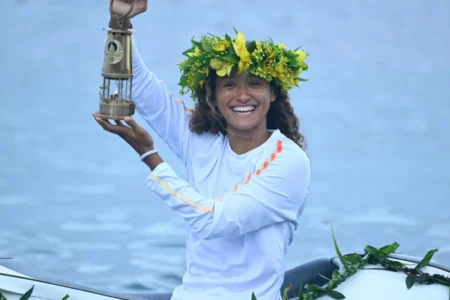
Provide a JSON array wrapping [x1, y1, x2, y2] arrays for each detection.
[[188, 74, 307, 150]]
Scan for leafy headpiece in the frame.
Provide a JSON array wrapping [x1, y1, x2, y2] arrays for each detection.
[[178, 29, 309, 99]]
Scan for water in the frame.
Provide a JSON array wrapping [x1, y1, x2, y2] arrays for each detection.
[[1, 0, 449, 295]]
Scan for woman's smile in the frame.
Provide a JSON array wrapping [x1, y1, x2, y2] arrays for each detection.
[[230, 105, 257, 117]]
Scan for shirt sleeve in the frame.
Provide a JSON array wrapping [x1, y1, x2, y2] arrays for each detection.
[[145, 145, 311, 240], [123, 37, 212, 164]]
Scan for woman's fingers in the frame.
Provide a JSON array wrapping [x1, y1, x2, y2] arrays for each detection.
[[93, 112, 154, 154], [93, 113, 128, 135], [110, 0, 148, 20], [123, 116, 139, 129], [93, 114, 113, 132]]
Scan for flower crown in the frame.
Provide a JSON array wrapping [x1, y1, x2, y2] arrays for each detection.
[[177, 29, 309, 99]]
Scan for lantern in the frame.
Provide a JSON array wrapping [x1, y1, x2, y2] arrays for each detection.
[[98, 23, 135, 120]]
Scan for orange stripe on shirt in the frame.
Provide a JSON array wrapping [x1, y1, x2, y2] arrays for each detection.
[[234, 140, 283, 192], [244, 174, 252, 185], [176, 99, 195, 113]]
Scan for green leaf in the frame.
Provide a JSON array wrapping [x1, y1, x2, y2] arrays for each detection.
[[194, 71, 205, 83], [283, 284, 293, 300], [19, 285, 34, 300], [246, 41, 257, 52], [305, 284, 326, 292], [221, 54, 239, 64], [0, 292, 6, 300], [178, 77, 188, 87], [332, 269, 342, 280], [62, 295, 70, 300], [413, 277, 432, 285], [343, 253, 362, 265], [385, 260, 405, 268], [191, 40, 203, 50], [364, 246, 385, 265], [297, 281, 304, 300], [326, 289, 346, 299], [364, 245, 380, 254], [367, 253, 384, 265], [331, 226, 350, 272], [318, 273, 331, 282], [405, 274, 415, 289], [251, 292, 257, 300], [379, 242, 400, 255], [203, 43, 213, 52], [246, 64, 258, 74], [415, 249, 438, 270]]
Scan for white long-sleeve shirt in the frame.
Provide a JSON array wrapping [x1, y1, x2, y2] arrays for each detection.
[[130, 37, 311, 300]]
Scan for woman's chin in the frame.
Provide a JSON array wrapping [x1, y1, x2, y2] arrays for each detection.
[[227, 120, 260, 134]]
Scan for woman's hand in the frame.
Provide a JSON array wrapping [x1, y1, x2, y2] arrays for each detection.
[[109, 0, 148, 20], [93, 112, 154, 156]]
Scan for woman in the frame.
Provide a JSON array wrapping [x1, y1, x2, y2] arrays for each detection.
[[94, 1, 311, 299]]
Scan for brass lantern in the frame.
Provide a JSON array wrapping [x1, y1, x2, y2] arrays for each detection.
[[99, 18, 135, 120]]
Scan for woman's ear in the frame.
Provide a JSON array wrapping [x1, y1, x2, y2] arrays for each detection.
[[270, 88, 276, 103]]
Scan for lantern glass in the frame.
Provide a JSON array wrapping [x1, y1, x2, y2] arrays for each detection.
[[98, 28, 135, 120]]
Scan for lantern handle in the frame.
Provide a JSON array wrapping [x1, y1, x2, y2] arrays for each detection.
[[110, 0, 135, 28]]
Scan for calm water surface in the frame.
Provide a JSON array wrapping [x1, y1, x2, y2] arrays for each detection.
[[1, 0, 449, 294]]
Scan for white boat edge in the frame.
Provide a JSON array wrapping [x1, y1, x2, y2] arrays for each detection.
[[0, 253, 449, 300]]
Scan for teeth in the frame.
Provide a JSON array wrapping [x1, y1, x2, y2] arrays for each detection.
[[232, 106, 255, 112]]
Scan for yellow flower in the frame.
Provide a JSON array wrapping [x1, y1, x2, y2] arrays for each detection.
[[212, 40, 229, 51], [263, 58, 277, 78], [289, 77, 298, 86], [276, 42, 287, 49], [295, 49, 308, 61], [178, 59, 187, 67], [232, 32, 251, 72], [187, 47, 201, 57], [238, 60, 251, 72], [198, 67, 209, 75], [275, 57, 288, 74], [210, 58, 232, 76], [275, 64, 287, 75]]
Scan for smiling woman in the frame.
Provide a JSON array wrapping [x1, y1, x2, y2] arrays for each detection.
[[182, 31, 309, 154], [189, 71, 306, 153], [92, 1, 311, 299]]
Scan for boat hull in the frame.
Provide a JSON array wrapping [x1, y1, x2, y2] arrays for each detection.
[[0, 253, 448, 300]]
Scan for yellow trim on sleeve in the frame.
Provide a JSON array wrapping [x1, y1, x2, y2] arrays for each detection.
[[150, 173, 214, 213]]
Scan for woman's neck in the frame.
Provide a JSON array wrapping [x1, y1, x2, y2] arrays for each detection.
[[227, 128, 272, 155]]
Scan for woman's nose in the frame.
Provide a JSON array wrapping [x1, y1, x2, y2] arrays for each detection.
[[235, 84, 251, 101]]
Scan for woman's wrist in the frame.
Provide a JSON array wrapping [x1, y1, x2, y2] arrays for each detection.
[[139, 148, 158, 161], [109, 17, 132, 29], [137, 146, 155, 157], [137, 147, 164, 171], [142, 153, 164, 171]]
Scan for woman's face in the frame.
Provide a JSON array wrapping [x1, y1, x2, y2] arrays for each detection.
[[214, 72, 275, 135]]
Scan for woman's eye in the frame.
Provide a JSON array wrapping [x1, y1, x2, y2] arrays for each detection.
[[224, 82, 235, 88], [250, 81, 261, 87]]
